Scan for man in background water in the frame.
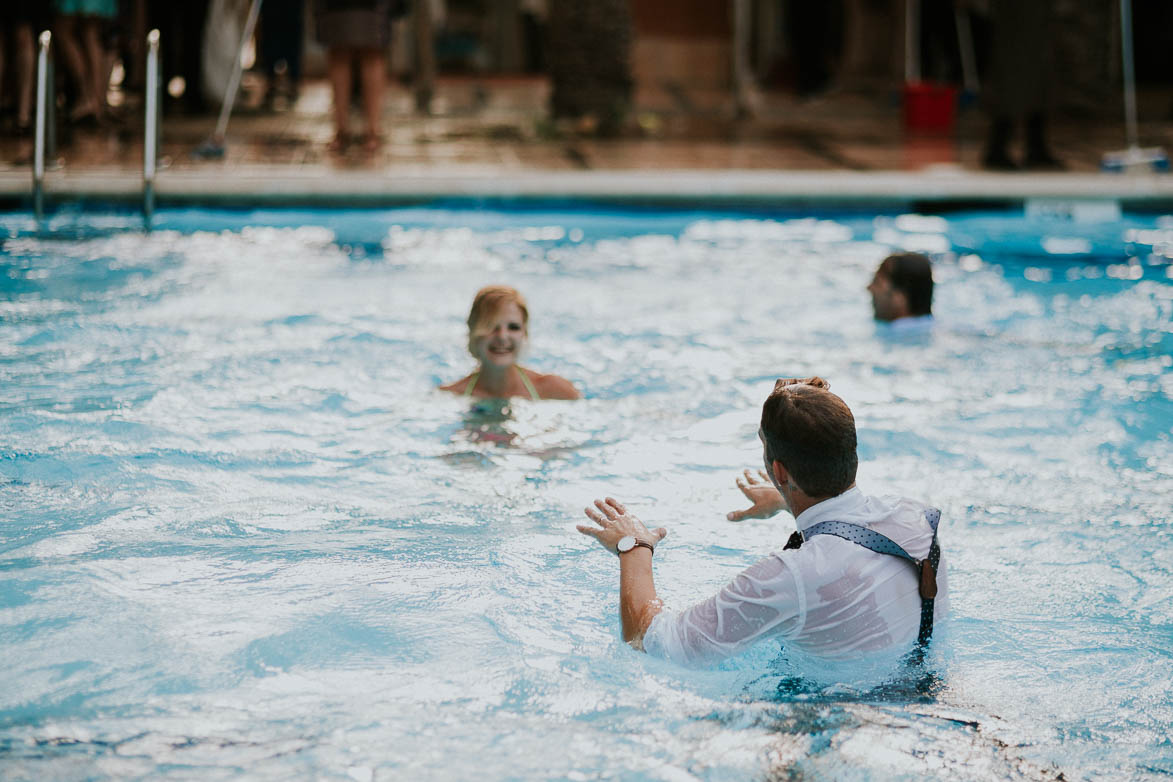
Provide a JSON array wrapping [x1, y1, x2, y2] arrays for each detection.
[[868, 252, 934, 326]]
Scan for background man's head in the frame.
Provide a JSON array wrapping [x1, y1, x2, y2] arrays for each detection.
[[760, 377, 857, 499], [868, 252, 933, 321]]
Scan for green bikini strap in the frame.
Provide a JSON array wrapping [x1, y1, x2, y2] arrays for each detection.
[[516, 367, 541, 401], [461, 368, 540, 400], [462, 372, 479, 398]]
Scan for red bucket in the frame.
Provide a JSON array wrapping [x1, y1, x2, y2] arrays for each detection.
[[903, 81, 958, 134]]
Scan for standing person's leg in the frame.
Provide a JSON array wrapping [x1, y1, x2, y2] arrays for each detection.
[[0, 28, 7, 121], [982, 0, 1056, 169], [327, 47, 353, 150], [55, 13, 100, 122], [261, 0, 305, 102], [284, 0, 305, 89], [259, 3, 281, 105], [358, 47, 385, 150], [179, 0, 210, 112], [15, 22, 35, 131], [122, 0, 147, 91], [79, 16, 109, 120]]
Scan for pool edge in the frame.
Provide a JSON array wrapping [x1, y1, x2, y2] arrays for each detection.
[[3, 168, 1173, 212]]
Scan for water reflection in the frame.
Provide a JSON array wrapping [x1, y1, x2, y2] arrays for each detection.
[[460, 398, 519, 445]]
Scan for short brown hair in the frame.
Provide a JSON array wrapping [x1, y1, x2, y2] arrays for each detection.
[[467, 285, 528, 355], [878, 252, 933, 316], [760, 377, 857, 498]]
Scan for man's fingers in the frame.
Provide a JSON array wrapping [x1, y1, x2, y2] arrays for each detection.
[[575, 524, 601, 539], [583, 506, 606, 525], [594, 498, 620, 520], [743, 469, 761, 485], [652, 527, 668, 542], [605, 497, 627, 515], [727, 508, 748, 522], [758, 470, 769, 482]]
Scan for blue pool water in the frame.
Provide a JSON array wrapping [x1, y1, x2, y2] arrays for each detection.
[[1, 203, 1171, 780]]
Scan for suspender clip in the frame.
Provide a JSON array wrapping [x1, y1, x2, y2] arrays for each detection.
[[918, 559, 938, 600]]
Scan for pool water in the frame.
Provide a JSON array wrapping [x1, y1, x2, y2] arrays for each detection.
[[1, 204, 1171, 781]]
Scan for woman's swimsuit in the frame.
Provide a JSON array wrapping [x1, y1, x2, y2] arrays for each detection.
[[461, 367, 541, 401]]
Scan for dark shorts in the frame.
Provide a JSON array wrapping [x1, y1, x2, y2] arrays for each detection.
[[315, 0, 393, 50], [2, 0, 54, 26]]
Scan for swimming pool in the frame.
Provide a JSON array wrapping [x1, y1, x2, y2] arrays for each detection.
[[1, 203, 1171, 780]]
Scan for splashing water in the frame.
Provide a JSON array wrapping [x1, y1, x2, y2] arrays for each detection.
[[1, 205, 1170, 780]]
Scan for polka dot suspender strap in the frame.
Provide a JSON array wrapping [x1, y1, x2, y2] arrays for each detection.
[[785, 508, 942, 647]]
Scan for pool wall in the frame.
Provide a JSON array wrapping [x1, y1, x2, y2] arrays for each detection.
[[3, 169, 1173, 213]]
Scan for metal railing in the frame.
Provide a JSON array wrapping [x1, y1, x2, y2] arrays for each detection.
[[143, 28, 161, 224], [32, 30, 165, 226], [33, 30, 54, 224]]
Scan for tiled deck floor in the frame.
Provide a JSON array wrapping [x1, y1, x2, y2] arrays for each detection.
[[1, 77, 1171, 202]]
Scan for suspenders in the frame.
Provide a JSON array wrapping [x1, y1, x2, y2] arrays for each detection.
[[783, 509, 942, 647]]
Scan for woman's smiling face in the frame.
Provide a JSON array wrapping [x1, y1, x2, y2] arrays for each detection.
[[472, 301, 528, 368]]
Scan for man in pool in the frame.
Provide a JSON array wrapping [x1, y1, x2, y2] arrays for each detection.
[[577, 377, 947, 667], [868, 252, 934, 325]]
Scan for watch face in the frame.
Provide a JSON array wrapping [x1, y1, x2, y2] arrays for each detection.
[[616, 536, 636, 553]]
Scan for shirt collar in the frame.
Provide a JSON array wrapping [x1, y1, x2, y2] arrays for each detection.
[[889, 314, 934, 331], [793, 485, 866, 532]]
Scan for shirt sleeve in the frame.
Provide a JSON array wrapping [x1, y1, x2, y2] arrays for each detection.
[[642, 553, 806, 667]]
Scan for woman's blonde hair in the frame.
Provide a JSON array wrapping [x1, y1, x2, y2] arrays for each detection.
[[466, 285, 529, 355]]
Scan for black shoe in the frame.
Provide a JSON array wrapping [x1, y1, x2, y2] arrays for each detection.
[[1023, 148, 1065, 170], [982, 147, 1019, 171], [1023, 114, 1064, 170], [982, 116, 1018, 170]]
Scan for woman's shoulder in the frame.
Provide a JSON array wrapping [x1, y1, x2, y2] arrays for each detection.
[[523, 368, 581, 400], [439, 373, 475, 395]]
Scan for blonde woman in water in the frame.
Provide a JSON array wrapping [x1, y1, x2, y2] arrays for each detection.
[[440, 286, 580, 401]]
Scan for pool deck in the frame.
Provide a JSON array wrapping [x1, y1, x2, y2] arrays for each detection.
[[3, 78, 1172, 210]]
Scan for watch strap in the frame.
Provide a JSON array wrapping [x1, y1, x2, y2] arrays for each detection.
[[617, 538, 655, 555]]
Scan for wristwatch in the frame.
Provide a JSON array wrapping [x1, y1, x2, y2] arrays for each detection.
[[616, 535, 654, 555]]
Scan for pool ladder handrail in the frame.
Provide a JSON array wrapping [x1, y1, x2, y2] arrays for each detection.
[[32, 30, 163, 226], [144, 29, 161, 225], [32, 30, 56, 224]]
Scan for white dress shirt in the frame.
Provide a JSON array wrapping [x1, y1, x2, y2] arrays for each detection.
[[888, 314, 935, 332], [642, 486, 949, 667]]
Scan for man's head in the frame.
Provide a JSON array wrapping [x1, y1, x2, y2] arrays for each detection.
[[868, 252, 933, 321], [760, 377, 857, 500]]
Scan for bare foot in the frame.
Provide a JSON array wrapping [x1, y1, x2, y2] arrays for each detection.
[[69, 106, 100, 129], [361, 133, 382, 154]]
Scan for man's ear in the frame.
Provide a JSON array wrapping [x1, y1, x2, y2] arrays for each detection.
[[891, 288, 911, 319], [771, 460, 789, 488]]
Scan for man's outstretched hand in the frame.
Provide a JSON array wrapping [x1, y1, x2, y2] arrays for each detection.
[[726, 469, 786, 522], [578, 497, 668, 553]]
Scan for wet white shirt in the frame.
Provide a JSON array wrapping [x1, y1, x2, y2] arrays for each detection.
[[888, 314, 935, 332], [642, 486, 949, 667]]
